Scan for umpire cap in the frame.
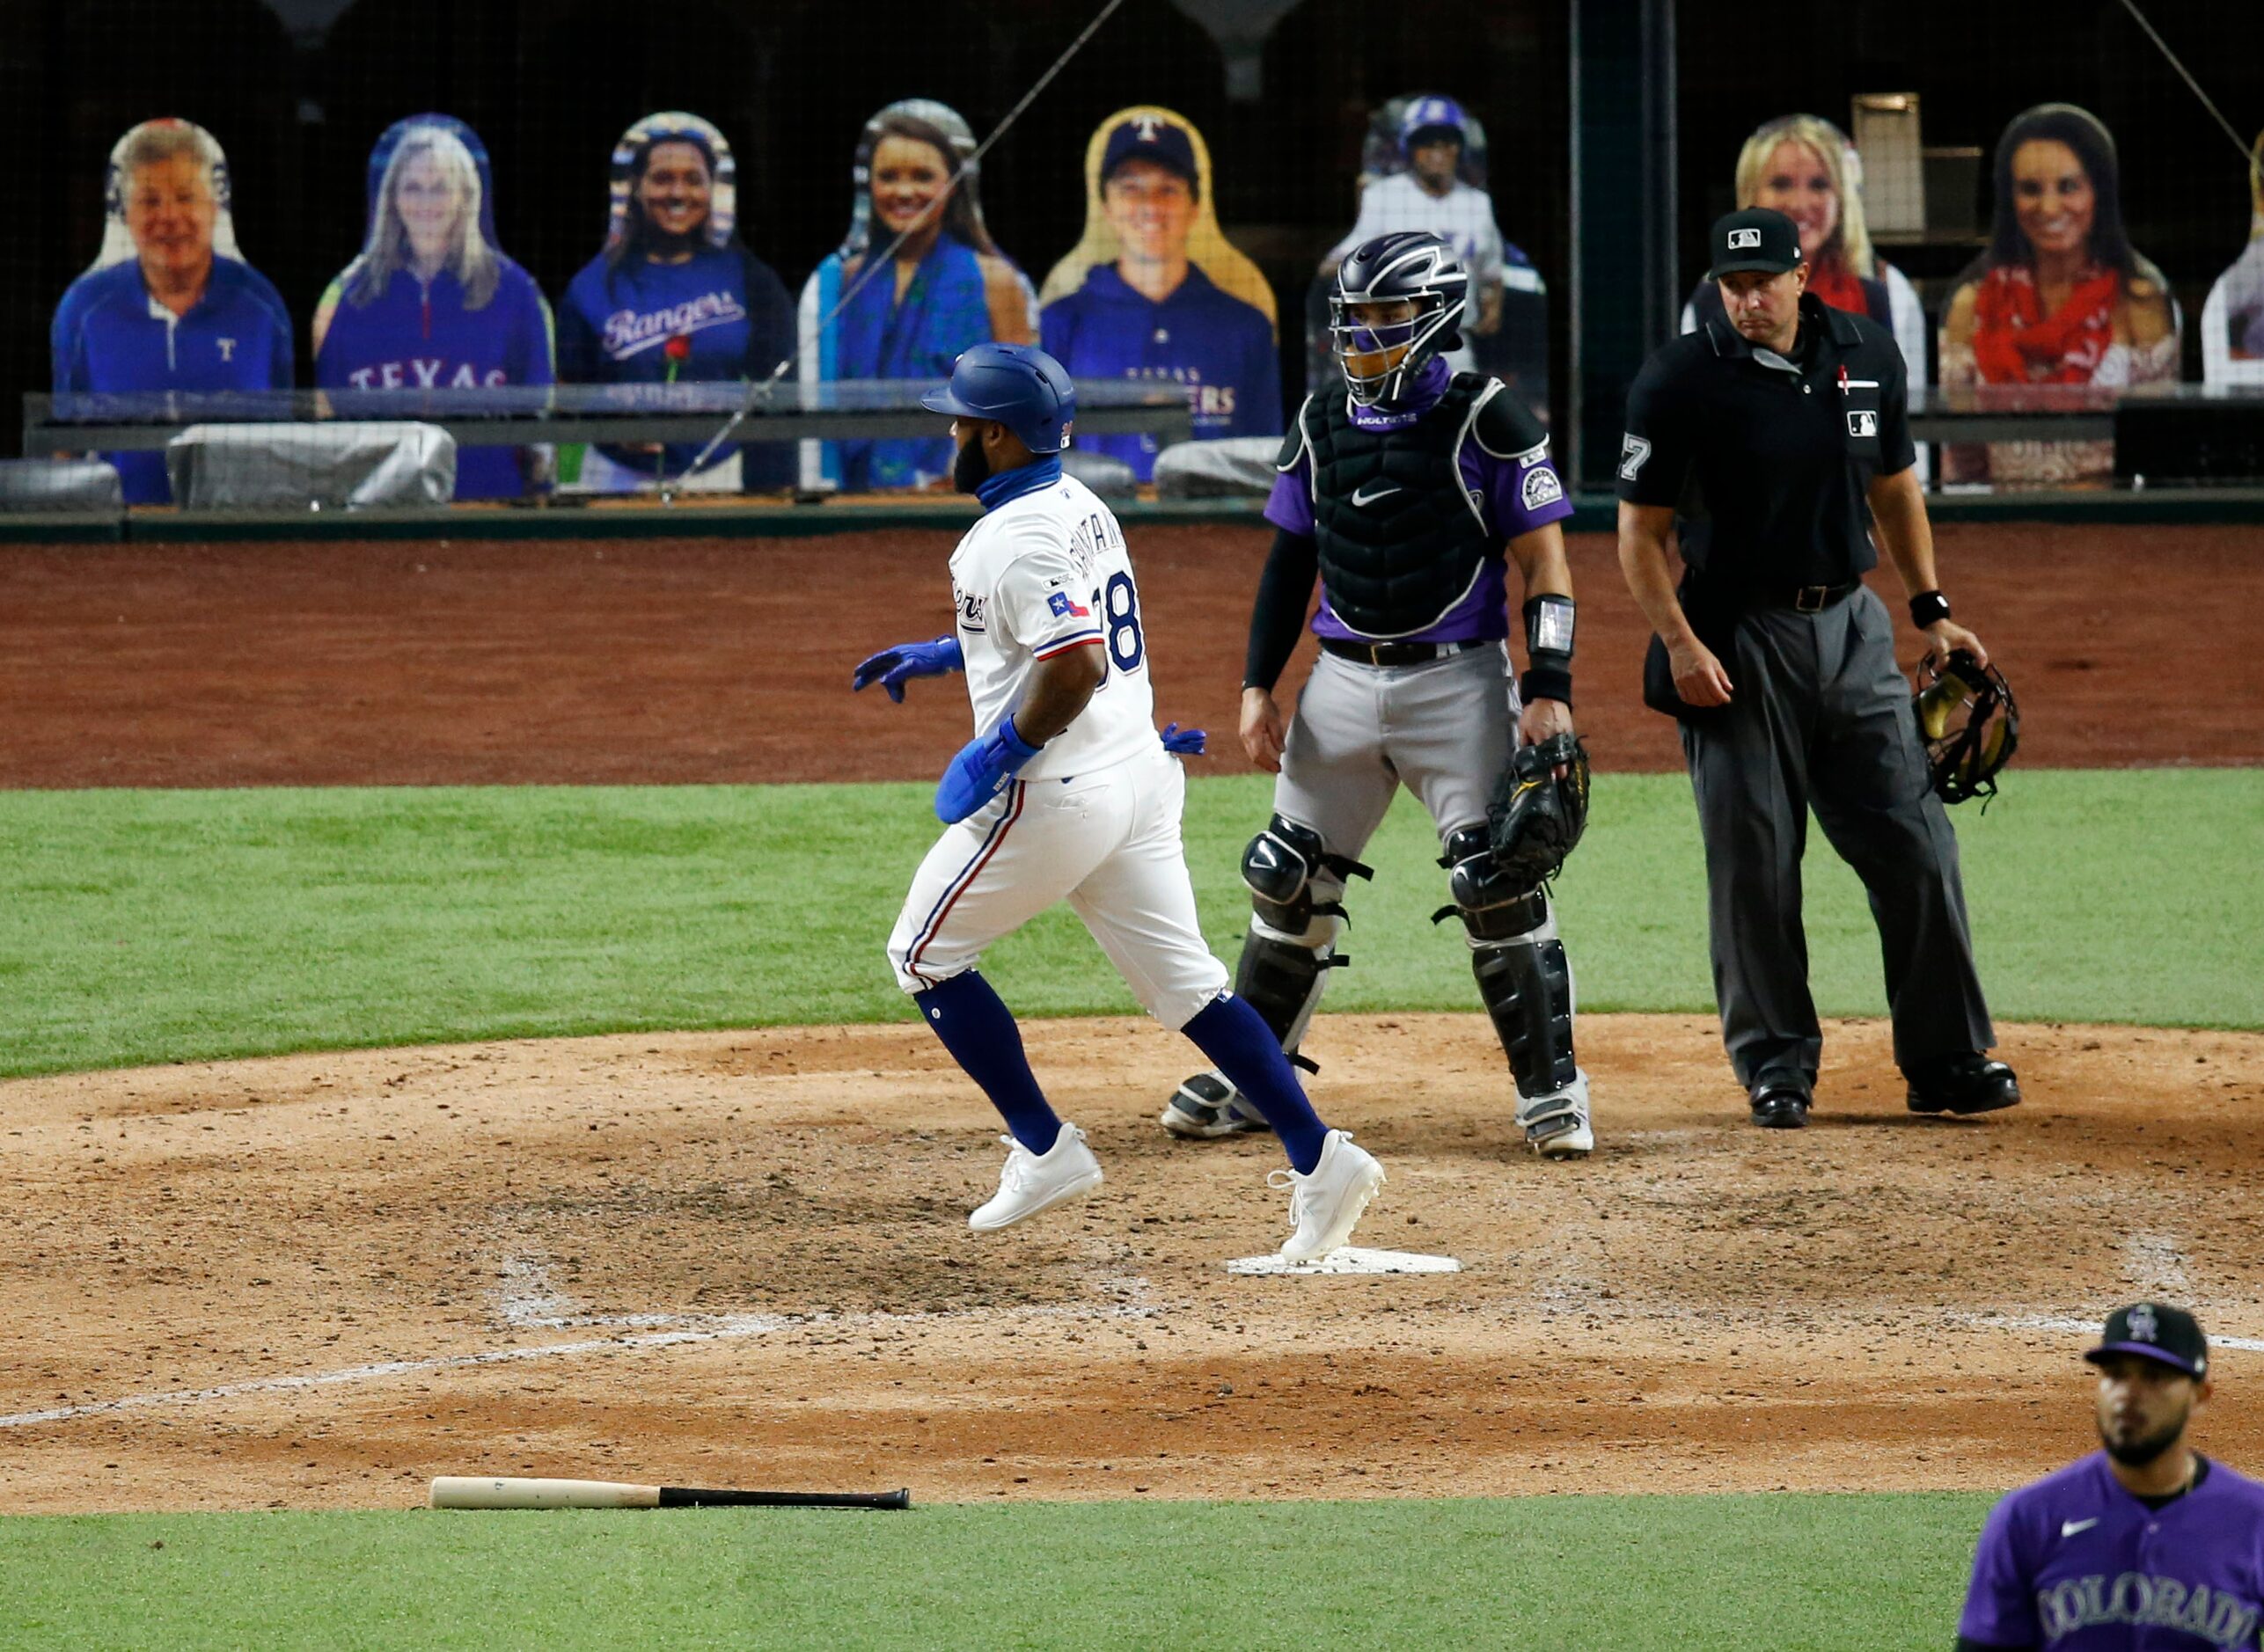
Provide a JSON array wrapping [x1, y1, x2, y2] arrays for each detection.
[[1707, 207, 1803, 280], [920, 343, 1077, 455]]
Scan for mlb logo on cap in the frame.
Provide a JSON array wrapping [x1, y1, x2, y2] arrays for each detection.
[[1705, 208, 1802, 280]]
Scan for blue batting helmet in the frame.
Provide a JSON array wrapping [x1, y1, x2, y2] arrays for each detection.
[[920, 343, 1077, 454], [1398, 95, 1468, 154]]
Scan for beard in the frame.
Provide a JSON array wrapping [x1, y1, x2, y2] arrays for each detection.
[[952, 435, 992, 494], [2099, 1412, 2187, 1468]]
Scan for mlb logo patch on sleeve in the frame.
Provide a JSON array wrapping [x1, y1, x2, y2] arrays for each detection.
[[1047, 589, 1092, 618]]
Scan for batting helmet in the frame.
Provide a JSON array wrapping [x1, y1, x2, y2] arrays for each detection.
[[1398, 95, 1468, 154], [1914, 651, 2019, 805], [1329, 231, 1469, 406], [920, 342, 1077, 455]]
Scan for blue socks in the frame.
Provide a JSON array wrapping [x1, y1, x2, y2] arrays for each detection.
[[912, 971, 1062, 1155], [1182, 993, 1330, 1173]]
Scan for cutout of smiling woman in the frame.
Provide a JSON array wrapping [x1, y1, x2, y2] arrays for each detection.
[[556, 112, 796, 493], [797, 99, 1038, 493], [1938, 103, 2180, 488], [311, 116, 556, 500]]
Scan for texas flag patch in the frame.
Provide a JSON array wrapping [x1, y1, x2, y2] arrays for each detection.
[[1047, 589, 1091, 618]]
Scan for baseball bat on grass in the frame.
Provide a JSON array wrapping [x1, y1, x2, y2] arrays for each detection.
[[430, 1476, 911, 1511]]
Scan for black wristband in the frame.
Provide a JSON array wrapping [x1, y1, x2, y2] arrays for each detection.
[[1520, 667, 1573, 708], [1909, 589, 1952, 628]]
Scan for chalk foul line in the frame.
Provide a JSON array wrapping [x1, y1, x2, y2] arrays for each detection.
[[0, 1294, 1159, 1431]]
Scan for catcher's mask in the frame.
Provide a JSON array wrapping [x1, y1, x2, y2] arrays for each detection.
[[1330, 230, 1468, 406], [1914, 650, 2019, 805]]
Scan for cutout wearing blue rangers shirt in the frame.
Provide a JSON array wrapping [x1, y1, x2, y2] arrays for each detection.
[[50, 119, 292, 505]]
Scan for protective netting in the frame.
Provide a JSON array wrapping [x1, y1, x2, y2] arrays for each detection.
[[11, 0, 2263, 515]]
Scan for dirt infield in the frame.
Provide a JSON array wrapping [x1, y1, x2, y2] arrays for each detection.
[[4, 1012, 2260, 1514], [1, 522, 2259, 788]]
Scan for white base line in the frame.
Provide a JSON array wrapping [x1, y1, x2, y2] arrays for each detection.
[[0, 1297, 1156, 1432], [7, 1303, 2248, 1434], [1968, 1313, 2264, 1355]]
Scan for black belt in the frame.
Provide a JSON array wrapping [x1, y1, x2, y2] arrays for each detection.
[[1741, 580, 1860, 613], [1321, 636, 1489, 668]]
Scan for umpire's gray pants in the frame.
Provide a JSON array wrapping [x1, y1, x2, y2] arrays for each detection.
[[1680, 586, 1994, 1086]]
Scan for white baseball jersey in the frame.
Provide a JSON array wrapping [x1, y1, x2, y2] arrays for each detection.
[[950, 472, 1155, 782], [1328, 173, 1506, 291], [888, 469, 1229, 1030]]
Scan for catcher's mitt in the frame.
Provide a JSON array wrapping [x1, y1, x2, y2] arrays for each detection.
[[1485, 733, 1592, 888], [1914, 650, 2019, 805]]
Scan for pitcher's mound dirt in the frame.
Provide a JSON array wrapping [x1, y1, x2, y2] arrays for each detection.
[[3, 1012, 2259, 1513]]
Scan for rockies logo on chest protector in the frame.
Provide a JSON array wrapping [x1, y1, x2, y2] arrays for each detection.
[[1288, 373, 1501, 640]]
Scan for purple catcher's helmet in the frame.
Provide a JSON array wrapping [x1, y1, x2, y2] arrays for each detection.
[[920, 341, 1076, 453]]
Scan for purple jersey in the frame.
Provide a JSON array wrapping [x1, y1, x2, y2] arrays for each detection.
[[1960, 1452, 2264, 1649], [1264, 360, 1572, 645]]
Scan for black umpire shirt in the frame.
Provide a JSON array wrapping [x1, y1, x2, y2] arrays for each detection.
[[1616, 291, 1916, 586]]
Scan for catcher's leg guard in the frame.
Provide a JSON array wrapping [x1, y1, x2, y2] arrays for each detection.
[[1162, 817, 1366, 1140], [1442, 826, 1590, 1158]]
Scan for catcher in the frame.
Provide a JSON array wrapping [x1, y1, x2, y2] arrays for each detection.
[[1163, 230, 1595, 1159]]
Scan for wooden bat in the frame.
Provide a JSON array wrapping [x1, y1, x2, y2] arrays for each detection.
[[429, 1476, 912, 1511]]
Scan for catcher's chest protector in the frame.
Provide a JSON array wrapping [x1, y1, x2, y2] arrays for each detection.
[[1304, 374, 1495, 639]]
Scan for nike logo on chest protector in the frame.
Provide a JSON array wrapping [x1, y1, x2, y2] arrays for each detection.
[[1350, 481, 1402, 507]]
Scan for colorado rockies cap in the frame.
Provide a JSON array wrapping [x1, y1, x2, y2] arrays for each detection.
[[1706, 207, 1802, 280], [1102, 113, 1198, 190], [2085, 1301, 2209, 1378]]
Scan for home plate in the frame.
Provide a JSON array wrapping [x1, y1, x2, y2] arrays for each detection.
[[1227, 1247, 1462, 1276]]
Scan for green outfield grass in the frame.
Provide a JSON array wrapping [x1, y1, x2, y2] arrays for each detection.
[[0, 1492, 1989, 1650], [0, 770, 2256, 1078]]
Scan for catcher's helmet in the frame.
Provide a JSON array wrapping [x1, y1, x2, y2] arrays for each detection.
[[1330, 230, 1469, 406], [1914, 651, 2019, 805], [1398, 95, 1468, 154], [920, 342, 1077, 454]]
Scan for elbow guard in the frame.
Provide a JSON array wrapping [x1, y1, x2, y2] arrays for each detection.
[[1520, 595, 1575, 707]]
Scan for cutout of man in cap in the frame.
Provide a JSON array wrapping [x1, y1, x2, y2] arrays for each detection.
[[1038, 106, 1280, 481], [1957, 1302, 2264, 1650]]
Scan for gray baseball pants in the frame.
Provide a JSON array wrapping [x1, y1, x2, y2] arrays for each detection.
[[1679, 586, 1995, 1088]]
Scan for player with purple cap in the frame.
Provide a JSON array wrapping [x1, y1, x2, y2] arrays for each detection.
[[1957, 1302, 2264, 1649]]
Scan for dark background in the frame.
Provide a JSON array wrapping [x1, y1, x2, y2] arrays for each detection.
[[4, 0, 2257, 457]]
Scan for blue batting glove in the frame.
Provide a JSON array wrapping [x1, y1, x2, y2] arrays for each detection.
[[853, 635, 963, 703], [1160, 722, 1207, 757], [935, 714, 1042, 823]]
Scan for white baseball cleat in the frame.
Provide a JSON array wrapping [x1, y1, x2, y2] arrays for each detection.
[[1517, 1072, 1593, 1159], [969, 1123, 1104, 1232], [1272, 1130, 1385, 1263]]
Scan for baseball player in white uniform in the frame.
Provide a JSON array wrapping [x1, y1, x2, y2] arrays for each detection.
[[853, 342, 1385, 1262]]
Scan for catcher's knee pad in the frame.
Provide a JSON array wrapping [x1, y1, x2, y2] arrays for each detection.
[[1230, 929, 1340, 1056], [1471, 932, 1579, 1099], [1440, 824, 1548, 943], [1242, 815, 1371, 940]]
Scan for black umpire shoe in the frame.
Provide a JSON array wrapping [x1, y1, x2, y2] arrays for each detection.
[[1748, 1079, 1811, 1129], [1904, 1054, 2022, 1115]]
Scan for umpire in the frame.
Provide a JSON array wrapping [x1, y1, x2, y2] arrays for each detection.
[[1616, 207, 2018, 1129]]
